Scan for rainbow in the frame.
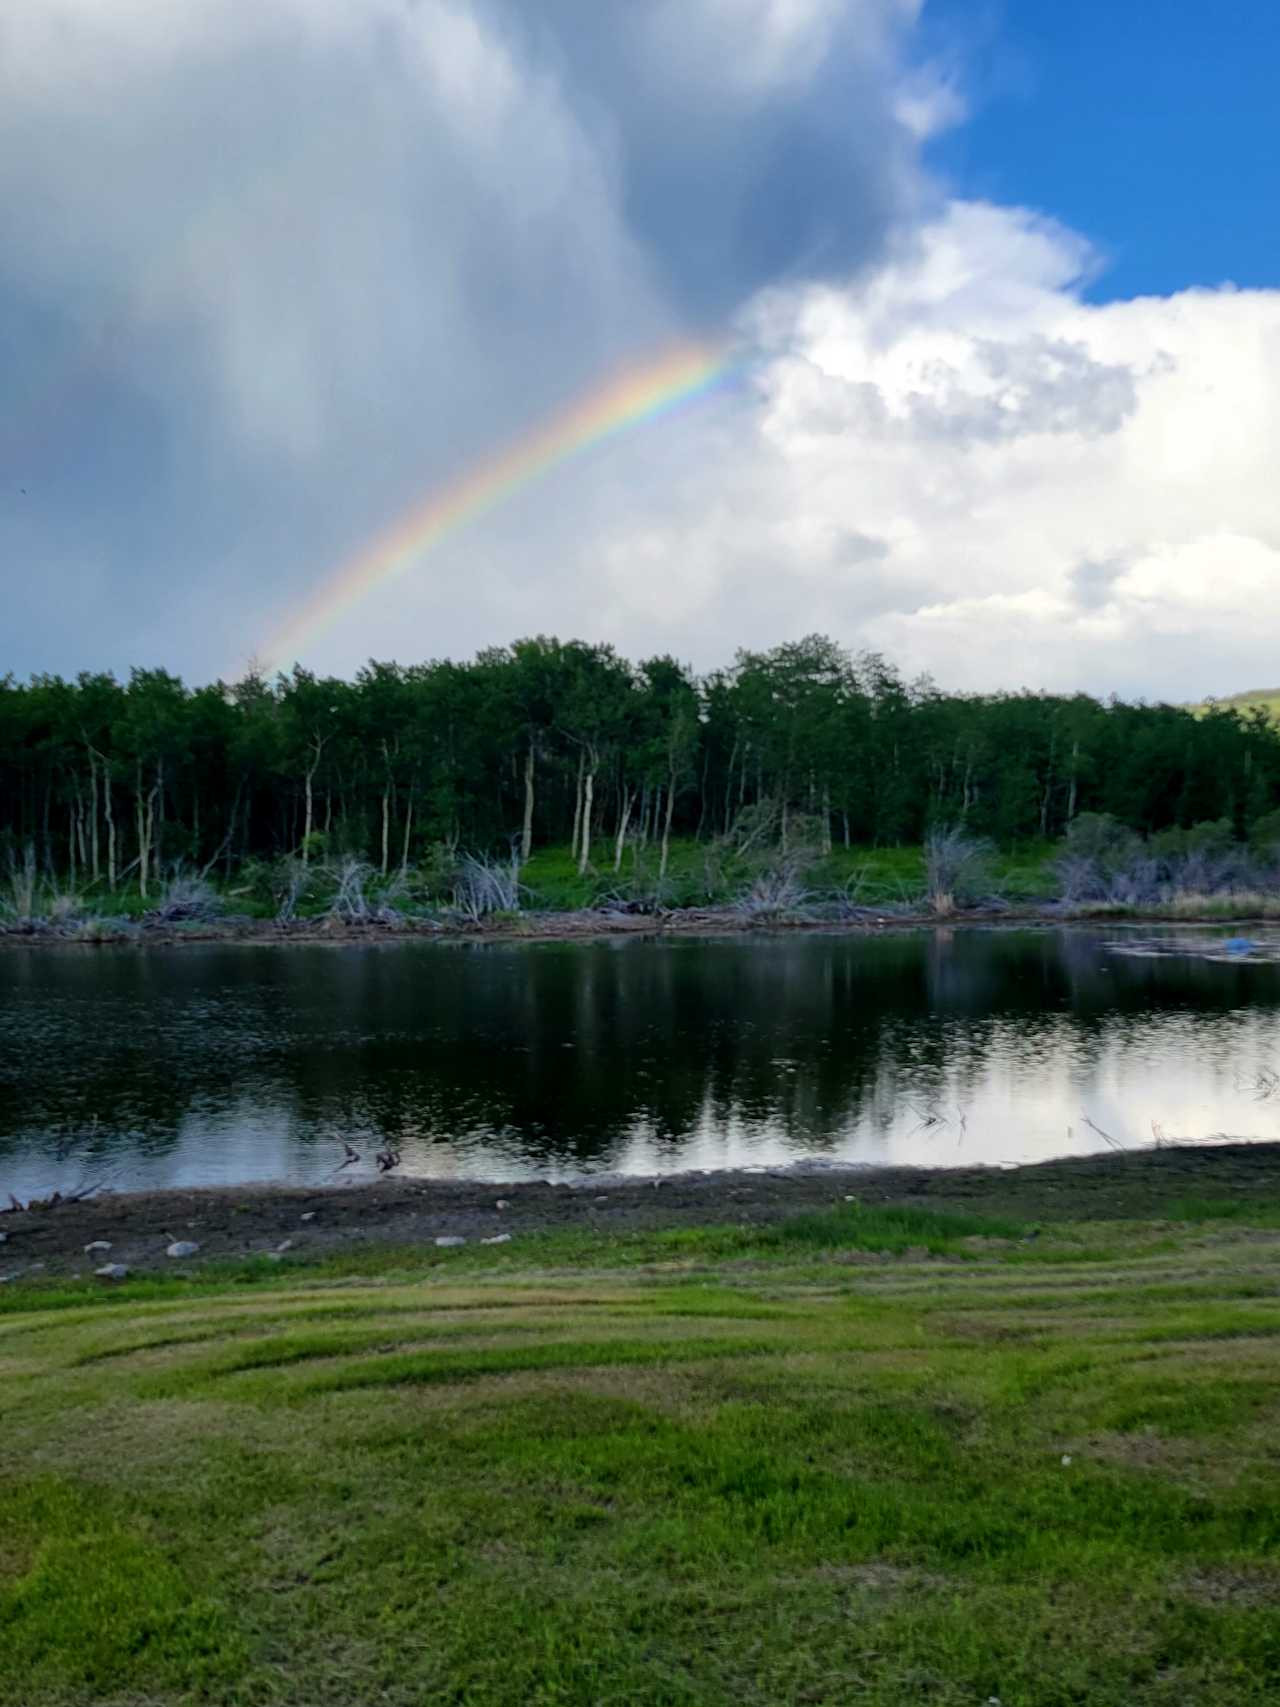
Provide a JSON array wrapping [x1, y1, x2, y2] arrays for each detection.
[[261, 340, 736, 669]]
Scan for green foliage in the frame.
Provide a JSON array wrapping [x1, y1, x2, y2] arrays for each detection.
[[1249, 807, 1280, 852], [1064, 811, 1143, 872], [4, 638, 1280, 906]]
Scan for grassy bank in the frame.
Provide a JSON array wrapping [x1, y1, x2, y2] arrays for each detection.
[[19, 836, 1280, 944], [3, 1183, 1280, 1704], [6, 839, 1061, 923], [516, 840, 1059, 912]]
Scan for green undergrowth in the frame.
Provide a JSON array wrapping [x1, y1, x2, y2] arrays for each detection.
[[2, 1198, 1279, 1704], [519, 839, 1059, 912], [11, 840, 1064, 934]]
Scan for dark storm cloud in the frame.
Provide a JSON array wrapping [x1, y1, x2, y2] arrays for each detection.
[[493, 0, 921, 320], [0, 1, 931, 679]]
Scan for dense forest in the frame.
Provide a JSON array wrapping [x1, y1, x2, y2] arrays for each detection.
[[2, 635, 1279, 896]]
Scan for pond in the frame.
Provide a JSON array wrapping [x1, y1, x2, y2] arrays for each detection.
[[3, 927, 1280, 1199]]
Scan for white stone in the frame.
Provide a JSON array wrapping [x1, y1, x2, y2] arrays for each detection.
[[276, 1239, 295, 1253], [495, 1200, 511, 1210], [434, 1235, 466, 1248], [84, 1240, 112, 1254], [481, 1234, 512, 1246], [165, 1241, 200, 1259], [300, 1211, 317, 1222], [95, 1263, 129, 1281]]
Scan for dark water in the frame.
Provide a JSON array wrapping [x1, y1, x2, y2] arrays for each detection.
[[4, 928, 1280, 1198]]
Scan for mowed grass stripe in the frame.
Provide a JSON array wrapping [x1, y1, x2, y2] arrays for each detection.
[[131, 1329, 806, 1403], [70, 1300, 792, 1370], [297, 1333, 784, 1397], [4, 1204, 1280, 1704]]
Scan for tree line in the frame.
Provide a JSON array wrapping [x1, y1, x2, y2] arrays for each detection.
[[2, 635, 1277, 894]]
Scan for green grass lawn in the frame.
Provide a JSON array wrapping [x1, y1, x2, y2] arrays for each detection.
[[519, 839, 1060, 912], [3, 1198, 1279, 1704]]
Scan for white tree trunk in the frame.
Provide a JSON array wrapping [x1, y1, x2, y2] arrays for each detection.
[[302, 770, 314, 865], [135, 762, 159, 899], [659, 772, 676, 880], [301, 735, 324, 866], [401, 794, 414, 876], [613, 789, 634, 871], [521, 742, 536, 863], [570, 749, 585, 861], [87, 750, 101, 882], [577, 762, 595, 875], [104, 775, 116, 891]]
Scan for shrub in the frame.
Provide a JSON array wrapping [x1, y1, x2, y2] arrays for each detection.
[[451, 853, 523, 922], [148, 872, 223, 923], [1249, 808, 1280, 855], [4, 843, 38, 922], [1063, 812, 1142, 873], [732, 867, 812, 922], [923, 826, 993, 916], [270, 857, 311, 922]]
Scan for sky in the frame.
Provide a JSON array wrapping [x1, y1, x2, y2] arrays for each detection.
[[2, 0, 1278, 700], [923, 0, 1280, 302]]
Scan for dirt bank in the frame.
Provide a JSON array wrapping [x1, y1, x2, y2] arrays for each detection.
[[5, 905, 1279, 954], [0, 906, 942, 952], [3, 1142, 1277, 1279]]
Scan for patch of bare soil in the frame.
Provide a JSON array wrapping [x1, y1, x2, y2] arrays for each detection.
[[779, 1562, 952, 1597], [1179, 1565, 1280, 1608]]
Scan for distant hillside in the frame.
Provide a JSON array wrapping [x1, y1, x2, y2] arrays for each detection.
[[1192, 689, 1280, 721]]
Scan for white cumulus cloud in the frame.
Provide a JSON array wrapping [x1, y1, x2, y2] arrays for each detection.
[[547, 200, 1280, 701]]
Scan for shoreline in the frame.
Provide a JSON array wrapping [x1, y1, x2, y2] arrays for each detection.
[[4, 1141, 1277, 1279], [2, 904, 1278, 952]]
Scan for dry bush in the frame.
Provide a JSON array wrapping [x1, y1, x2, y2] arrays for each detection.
[[924, 827, 994, 916], [451, 853, 523, 922], [322, 855, 404, 923], [732, 867, 812, 922], [4, 844, 38, 921], [149, 871, 223, 923]]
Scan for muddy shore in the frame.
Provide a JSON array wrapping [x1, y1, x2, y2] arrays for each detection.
[[3, 1142, 1277, 1279], [4, 904, 1278, 954], [0, 906, 982, 952]]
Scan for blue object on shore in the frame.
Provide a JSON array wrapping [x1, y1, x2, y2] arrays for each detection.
[[1223, 938, 1256, 955]]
